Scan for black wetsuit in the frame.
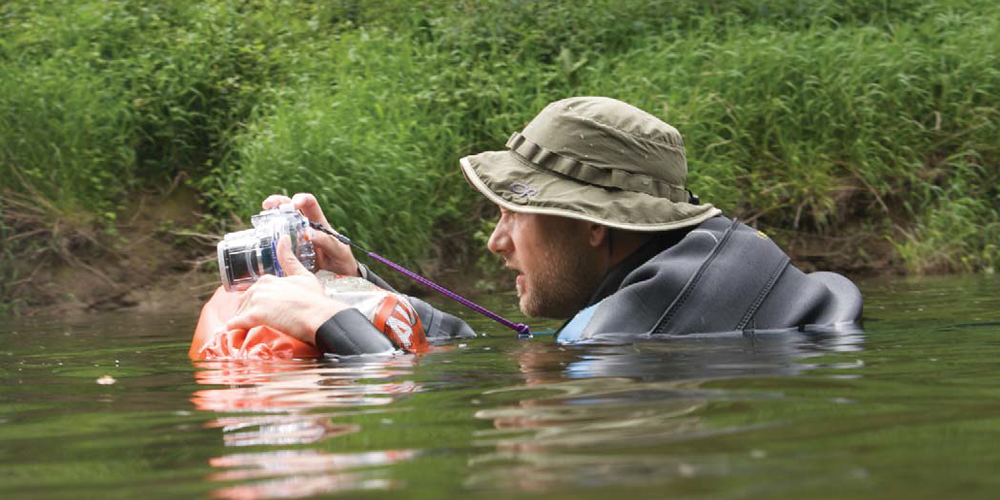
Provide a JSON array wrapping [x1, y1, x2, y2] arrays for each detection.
[[556, 216, 862, 343], [316, 216, 862, 355]]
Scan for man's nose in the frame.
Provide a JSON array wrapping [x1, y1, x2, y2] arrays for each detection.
[[487, 220, 511, 255]]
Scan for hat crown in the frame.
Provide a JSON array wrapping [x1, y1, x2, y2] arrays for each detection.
[[520, 97, 687, 190], [458, 96, 721, 233]]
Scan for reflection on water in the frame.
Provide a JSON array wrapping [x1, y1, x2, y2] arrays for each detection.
[[189, 326, 870, 497], [209, 449, 417, 500], [4, 276, 1000, 500], [208, 416, 359, 448], [193, 359, 420, 412], [193, 357, 422, 498], [466, 330, 868, 491]]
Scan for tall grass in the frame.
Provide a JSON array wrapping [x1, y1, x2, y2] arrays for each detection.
[[2, 0, 998, 303], [225, 0, 999, 271], [220, 27, 554, 265], [593, 11, 1000, 237], [1, 0, 301, 219], [0, 58, 134, 219]]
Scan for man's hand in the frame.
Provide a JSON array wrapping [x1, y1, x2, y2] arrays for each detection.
[[226, 235, 348, 346], [262, 192, 361, 277]]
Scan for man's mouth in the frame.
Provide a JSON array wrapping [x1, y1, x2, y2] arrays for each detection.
[[505, 264, 525, 296]]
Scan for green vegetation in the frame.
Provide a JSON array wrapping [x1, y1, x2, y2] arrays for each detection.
[[2, 0, 998, 308]]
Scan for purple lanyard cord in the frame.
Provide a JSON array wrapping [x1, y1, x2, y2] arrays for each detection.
[[310, 222, 532, 339]]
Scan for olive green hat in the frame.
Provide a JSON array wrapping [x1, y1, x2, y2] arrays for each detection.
[[460, 96, 720, 231]]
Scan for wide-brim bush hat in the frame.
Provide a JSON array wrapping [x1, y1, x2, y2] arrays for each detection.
[[460, 96, 720, 231]]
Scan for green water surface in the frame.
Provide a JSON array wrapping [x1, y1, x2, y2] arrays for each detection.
[[2, 275, 999, 499]]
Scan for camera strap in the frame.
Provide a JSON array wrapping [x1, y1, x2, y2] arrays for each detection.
[[309, 222, 532, 339]]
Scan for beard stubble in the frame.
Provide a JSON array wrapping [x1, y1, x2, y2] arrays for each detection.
[[519, 224, 604, 319]]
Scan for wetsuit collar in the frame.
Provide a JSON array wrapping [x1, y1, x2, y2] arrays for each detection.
[[583, 227, 694, 308]]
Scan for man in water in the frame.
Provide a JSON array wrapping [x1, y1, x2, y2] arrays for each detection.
[[229, 97, 862, 354]]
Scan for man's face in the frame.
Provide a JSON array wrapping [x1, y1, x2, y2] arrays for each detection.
[[487, 209, 604, 319]]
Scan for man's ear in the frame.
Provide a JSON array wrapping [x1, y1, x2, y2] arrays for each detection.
[[587, 223, 609, 248]]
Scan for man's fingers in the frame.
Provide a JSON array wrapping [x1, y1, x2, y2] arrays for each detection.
[[276, 235, 311, 276], [309, 228, 360, 277], [292, 193, 332, 227], [227, 292, 261, 331], [311, 230, 342, 255], [262, 194, 293, 210], [232, 288, 253, 317], [226, 311, 258, 332]]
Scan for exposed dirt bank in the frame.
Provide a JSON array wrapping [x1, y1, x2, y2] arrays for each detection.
[[2, 186, 216, 316], [3, 189, 902, 318]]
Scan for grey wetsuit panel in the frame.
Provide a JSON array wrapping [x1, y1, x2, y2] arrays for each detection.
[[573, 216, 862, 343]]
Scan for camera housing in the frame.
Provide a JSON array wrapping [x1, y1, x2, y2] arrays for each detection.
[[217, 204, 317, 291]]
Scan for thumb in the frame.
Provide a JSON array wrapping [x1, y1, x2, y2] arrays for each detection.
[[277, 235, 311, 277]]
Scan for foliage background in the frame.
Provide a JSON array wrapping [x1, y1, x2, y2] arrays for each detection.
[[2, 0, 998, 309]]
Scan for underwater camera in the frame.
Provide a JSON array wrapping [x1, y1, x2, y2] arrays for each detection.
[[217, 204, 316, 292]]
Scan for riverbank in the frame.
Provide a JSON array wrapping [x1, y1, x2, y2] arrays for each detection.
[[3, 0, 998, 314], [3, 185, 909, 317]]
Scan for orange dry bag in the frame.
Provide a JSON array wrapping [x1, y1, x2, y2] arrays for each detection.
[[190, 273, 427, 360]]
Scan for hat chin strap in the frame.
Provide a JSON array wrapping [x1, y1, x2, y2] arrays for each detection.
[[686, 189, 700, 205]]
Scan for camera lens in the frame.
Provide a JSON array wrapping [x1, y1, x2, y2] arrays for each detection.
[[217, 231, 279, 292], [216, 205, 315, 292]]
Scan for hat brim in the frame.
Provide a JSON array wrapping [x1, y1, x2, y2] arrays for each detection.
[[460, 151, 721, 232]]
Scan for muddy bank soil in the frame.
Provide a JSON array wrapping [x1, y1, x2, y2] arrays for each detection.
[[3, 188, 900, 317]]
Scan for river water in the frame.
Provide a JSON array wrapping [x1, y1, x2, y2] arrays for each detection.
[[2, 275, 999, 499]]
